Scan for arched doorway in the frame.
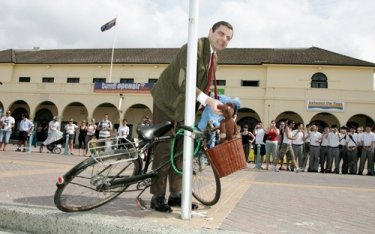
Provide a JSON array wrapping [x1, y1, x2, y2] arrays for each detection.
[[8, 100, 30, 139], [310, 112, 340, 132], [62, 102, 89, 125], [34, 108, 54, 142], [236, 108, 261, 131], [346, 114, 374, 128], [275, 111, 304, 129], [92, 102, 120, 130], [10, 107, 29, 139], [124, 104, 152, 138]]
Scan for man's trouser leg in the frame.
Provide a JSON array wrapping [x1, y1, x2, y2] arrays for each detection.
[[327, 148, 334, 172], [347, 149, 357, 174], [358, 150, 367, 175], [302, 143, 309, 170], [319, 146, 328, 171], [274, 143, 287, 166], [341, 148, 348, 174], [150, 104, 182, 196], [309, 146, 319, 171], [367, 150, 374, 175]]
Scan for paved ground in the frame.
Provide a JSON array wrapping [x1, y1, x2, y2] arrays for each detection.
[[0, 144, 374, 233]]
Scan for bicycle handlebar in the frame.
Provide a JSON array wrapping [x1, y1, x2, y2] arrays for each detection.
[[179, 125, 204, 139]]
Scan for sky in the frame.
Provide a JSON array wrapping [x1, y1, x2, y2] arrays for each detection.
[[1, 0, 375, 63]]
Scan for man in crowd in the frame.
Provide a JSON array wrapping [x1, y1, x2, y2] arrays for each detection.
[[307, 125, 322, 172], [15, 113, 34, 152], [358, 124, 374, 176], [319, 126, 330, 173], [346, 126, 359, 175], [0, 110, 15, 151]]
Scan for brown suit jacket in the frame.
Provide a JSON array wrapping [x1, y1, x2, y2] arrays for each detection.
[[151, 37, 213, 121]]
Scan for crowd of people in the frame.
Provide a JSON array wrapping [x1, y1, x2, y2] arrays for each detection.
[[237, 120, 375, 176], [0, 110, 155, 156]]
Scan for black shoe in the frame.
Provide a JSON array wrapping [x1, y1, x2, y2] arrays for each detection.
[[15, 148, 21, 152], [150, 196, 172, 213], [168, 195, 199, 210], [22, 149, 26, 152]]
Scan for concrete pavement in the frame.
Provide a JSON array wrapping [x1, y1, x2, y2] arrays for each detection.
[[0, 144, 374, 233]]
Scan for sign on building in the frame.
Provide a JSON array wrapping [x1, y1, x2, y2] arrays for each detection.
[[93, 82, 155, 93], [306, 100, 345, 112]]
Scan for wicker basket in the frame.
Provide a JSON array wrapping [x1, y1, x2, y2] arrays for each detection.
[[206, 138, 247, 178]]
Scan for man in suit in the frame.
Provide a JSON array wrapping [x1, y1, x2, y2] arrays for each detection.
[[150, 21, 233, 212]]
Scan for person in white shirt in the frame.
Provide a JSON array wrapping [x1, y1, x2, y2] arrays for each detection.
[[65, 119, 78, 155], [319, 127, 330, 173], [327, 125, 340, 173], [85, 118, 97, 156], [302, 124, 311, 171], [346, 126, 359, 175], [308, 125, 322, 172], [292, 123, 305, 170], [254, 121, 266, 169], [15, 113, 34, 152], [356, 126, 364, 165], [338, 126, 348, 174], [272, 120, 303, 173], [40, 116, 61, 153], [117, 118, 130, 147], [98, 114, 113, 139], [358, 124, 375, 176], [0, 110, 15, 151]]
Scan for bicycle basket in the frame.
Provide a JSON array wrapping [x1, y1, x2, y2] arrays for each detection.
[[206, 138, 246, 178]]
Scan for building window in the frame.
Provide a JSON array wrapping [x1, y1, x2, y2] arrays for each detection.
[[19, 77, 30, 83], [120, 78, 134, 83], [311, 72, 328, 88], [241, 80, 259, 87], [148, 78, 158, 84], [42, 77, 54, 83], [216, 80, 226, 86], [67, 77, 80, 83], [93, 78, 106, 83]]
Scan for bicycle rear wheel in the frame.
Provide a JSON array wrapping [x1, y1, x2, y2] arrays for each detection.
[[54, 155, 142, 212], [192, 148, 221, 206]]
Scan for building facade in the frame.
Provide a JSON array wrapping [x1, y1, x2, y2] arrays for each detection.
[[0, 47, 374, 138]]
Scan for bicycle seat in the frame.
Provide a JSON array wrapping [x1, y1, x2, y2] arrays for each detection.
[[136, 121, 174, 141]]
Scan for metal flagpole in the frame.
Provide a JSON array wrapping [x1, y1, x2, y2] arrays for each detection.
[[181, 0, 199, 220], [108, 18, 118, 83]]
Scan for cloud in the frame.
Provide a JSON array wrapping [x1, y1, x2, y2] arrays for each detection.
[[0, 0, 374, 63]]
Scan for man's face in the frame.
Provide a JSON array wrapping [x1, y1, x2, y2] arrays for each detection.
[[208, 25, 233, 51]]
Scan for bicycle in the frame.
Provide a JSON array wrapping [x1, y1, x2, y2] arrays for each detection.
[[54, 121, 221, 212]]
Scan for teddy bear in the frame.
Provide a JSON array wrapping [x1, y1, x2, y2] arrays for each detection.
[[217, 102, 237, 143]]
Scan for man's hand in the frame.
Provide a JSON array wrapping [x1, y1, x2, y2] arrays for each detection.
[[206, 97, 223, 115]]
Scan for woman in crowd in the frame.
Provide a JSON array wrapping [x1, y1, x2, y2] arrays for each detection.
[[265, 120, 279, 170]]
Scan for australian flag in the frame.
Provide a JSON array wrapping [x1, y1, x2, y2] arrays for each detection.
[[101, 18, 117, 32]]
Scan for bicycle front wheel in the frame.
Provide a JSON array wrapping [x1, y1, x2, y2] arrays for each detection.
[[54, 155, 142, 212], [192, 148, 221, 206]]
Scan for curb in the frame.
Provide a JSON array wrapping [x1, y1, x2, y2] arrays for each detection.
[[0, 204, 245, 234]]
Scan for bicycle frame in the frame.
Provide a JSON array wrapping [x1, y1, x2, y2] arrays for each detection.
[[98, 127, 201, 191]]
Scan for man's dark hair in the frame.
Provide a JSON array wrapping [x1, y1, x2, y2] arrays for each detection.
[[212, 21, 233, 32]]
